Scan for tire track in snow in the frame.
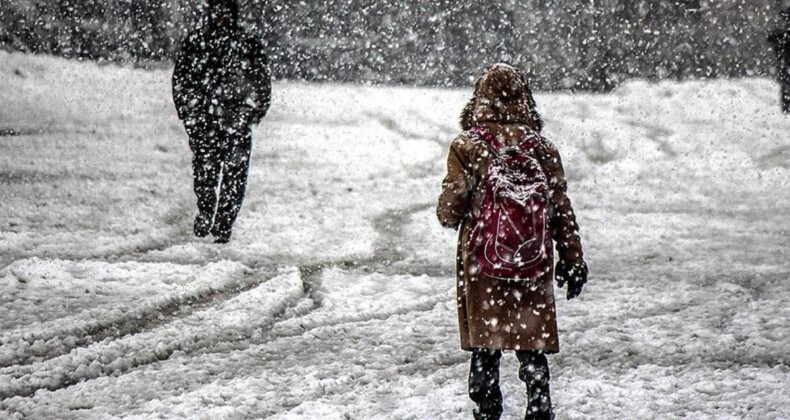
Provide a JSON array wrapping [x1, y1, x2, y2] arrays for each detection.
[[190, 201, 453, 356], [191, 201, 451, 357], [368, 202, 437, 263], [756, 144, 790, 169], [2, 199, 441, 368], [364, 111, 449, 149], [0, 269, 305, 400], [0, 261, 275, 368], [264, 291, 448, 344], [124, 288, 459, 419], [195, 280, 449, 360], [620, 119, 677, 157], [0, 284, 456, 418], [0, 203, 192, 276]]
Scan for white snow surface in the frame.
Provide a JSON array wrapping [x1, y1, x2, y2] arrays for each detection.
[[1, 51, 789, 419]]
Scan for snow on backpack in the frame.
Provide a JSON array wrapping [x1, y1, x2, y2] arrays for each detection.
[[468, 126, 551, 281]]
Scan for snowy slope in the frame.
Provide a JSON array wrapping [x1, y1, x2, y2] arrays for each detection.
[[1, 51, 789, 419]]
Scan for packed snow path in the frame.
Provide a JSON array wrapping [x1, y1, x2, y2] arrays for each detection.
[[1, 52, 789, 419]]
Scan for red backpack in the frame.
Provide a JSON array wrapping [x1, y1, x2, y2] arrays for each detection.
[[468, 126, 552, 281]]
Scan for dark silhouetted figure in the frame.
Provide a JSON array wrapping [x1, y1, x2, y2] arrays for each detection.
[[769, 8, 790, 113], [172, 0, 271, 243]]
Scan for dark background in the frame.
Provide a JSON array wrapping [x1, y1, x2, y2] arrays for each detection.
[[0, 0, 786, 91]]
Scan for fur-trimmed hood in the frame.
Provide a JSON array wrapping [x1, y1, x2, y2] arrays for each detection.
[[460, 63, 543, 132]]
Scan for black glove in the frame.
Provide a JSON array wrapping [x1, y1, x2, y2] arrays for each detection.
[[555, 260, 588, 300]]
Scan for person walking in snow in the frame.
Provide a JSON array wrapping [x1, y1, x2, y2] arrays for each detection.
[[172, 0, 271, 243], [769, 8, 790, 113], [437, 64, 588, 420]]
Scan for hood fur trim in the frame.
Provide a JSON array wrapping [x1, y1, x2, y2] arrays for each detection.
[[460, 63, 543, 132]]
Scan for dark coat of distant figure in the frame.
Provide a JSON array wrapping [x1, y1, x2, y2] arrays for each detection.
[[172, 0, 272, 243], [769, 8, 790, 113]]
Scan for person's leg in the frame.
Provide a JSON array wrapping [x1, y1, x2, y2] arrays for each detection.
[[516, 351, 553, 420], [779, 61, 790, 113], [212, 129, 252, 243], [190, 133, 221, 237], [469, 348, 504, 420]]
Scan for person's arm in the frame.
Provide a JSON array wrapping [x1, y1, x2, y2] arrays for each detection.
[[768, 30, 790, 51], [538, 139, 588, 299], [768, 30, 782, 49], [243, 38, 272, 125], [172, 33, 205, 128], [437, 136, 473, 230]]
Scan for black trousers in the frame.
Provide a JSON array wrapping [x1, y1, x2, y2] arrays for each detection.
[[189, 123, 252, 237], [469, 348, 553, 420], [779, 62, 790, 113]]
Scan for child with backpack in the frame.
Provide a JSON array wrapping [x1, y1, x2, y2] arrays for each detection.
[[437, 63, 588, 420]]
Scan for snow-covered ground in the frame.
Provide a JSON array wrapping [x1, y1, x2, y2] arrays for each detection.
[[1, 51, 789, 419]]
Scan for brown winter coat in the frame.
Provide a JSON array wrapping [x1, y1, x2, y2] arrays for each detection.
[[437, 64, 585, 352]]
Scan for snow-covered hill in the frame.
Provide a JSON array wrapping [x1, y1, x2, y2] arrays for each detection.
[[1, 51, 789, 419]]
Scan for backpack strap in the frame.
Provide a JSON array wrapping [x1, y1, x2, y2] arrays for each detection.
[[470, 126, 502, 153], [516, 132, 542, 153], [470, 125, 541, 155]]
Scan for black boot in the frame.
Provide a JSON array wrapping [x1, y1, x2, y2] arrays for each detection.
[[194, 214, 212, 237], [469, 349, 503, 420], [211, 225, 232, 244], [516, 351, 554, 420]]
